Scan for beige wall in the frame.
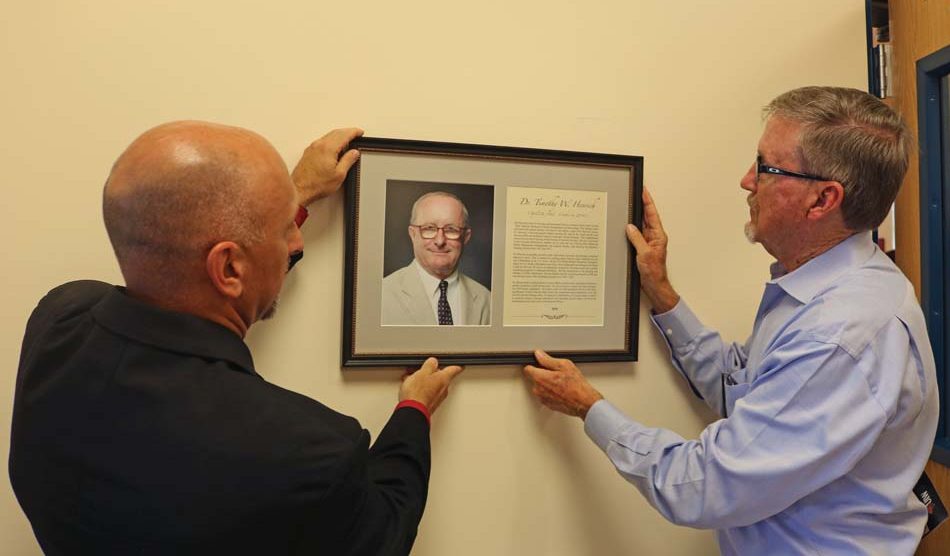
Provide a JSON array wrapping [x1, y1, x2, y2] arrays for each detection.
[[0, 2, 867, 554]]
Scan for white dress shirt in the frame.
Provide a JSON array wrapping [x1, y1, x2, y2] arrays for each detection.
[[413, 260, 464, 324]]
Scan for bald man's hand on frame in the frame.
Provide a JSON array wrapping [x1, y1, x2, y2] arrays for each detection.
[[292, 127, 363, 206], [399, 358, 464, 415], [523, 350, 603, 420]]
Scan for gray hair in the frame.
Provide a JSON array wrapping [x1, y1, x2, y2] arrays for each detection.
[[764, 86, 912, 231], [409, 191, 469, 227]]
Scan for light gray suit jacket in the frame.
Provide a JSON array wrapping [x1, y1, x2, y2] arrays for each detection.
[[381, 263, 491, 325]]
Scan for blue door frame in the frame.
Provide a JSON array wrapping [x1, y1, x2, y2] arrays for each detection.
[[917, 43, 950, 466]]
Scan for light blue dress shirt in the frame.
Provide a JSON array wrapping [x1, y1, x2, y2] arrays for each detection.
[[584, 232, 939, 555]]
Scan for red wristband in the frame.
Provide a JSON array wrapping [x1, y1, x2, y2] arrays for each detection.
[[395, 400, 431, 425], [294, 206, 309, 227]]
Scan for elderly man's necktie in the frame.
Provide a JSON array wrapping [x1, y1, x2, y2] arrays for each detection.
[[438, 280, 453, 325]]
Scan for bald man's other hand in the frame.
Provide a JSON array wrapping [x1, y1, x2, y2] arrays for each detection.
[[292, 127, 363, 206], [400, 358, 464, 415]]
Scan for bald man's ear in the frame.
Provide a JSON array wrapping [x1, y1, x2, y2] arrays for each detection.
[[206, 241, 246, 299], [807, 181, 845, 222]]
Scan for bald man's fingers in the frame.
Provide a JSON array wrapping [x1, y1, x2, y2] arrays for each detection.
[[418, 357, 439, 375], [322, 128, 364, 157], [337, 148, 361, 176], [439, 365, 465, 381], [293, 127, 365, 204]]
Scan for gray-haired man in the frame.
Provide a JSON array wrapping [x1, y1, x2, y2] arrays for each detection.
[[524, 86, 938, 555]]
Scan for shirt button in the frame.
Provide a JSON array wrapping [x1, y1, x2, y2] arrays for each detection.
[[665, 328, 673, 336]]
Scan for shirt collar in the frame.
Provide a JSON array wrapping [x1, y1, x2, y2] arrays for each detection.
[[770, 231, 877, 304], [413, 259, 459, 293], [91, 286, 257, 376]]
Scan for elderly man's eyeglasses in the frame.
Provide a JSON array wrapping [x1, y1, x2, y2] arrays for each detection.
[[411, 224, 467, 240], [755, 155, 831, 184]]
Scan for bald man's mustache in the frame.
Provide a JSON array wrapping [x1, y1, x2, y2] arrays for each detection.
[[288, 251, 304, 272]]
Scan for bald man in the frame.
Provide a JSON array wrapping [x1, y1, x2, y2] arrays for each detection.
[[10, 122, 463, 555]]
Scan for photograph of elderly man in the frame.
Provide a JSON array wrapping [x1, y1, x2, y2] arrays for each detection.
[[382, 185, 493, 326]]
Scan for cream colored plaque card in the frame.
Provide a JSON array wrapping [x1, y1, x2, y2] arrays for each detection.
[[504, 187, 607, 326]]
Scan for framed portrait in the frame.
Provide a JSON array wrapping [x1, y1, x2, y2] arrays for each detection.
[[342, 137, 643, 367]]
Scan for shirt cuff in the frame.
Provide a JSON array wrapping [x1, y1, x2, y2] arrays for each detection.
[[651, 298, 704, 350], [395, 400, 431, 425], [294, 206, 309, 227], [584, 399, 643, 453]]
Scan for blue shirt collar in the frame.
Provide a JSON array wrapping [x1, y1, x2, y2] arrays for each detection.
[[770, 231, 878, 304]]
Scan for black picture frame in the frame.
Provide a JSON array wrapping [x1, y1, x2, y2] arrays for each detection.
[[342, 137, 643, 367]]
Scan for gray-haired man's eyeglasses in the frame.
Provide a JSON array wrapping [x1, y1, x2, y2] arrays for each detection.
[[756, 155, 831, 184]]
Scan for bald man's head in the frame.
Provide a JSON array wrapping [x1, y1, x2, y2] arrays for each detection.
[[103, 121, 288, 285]]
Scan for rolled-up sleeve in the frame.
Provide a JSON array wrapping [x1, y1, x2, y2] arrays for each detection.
[[584, 339, 886, 529]]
